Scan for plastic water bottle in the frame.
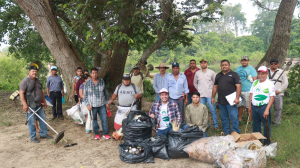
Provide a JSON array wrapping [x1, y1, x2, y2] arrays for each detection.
[[62, 97, 65, 104]]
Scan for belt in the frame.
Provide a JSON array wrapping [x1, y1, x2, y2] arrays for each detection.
[[50, 91, 61, 93], [253, 104, 267, 108]]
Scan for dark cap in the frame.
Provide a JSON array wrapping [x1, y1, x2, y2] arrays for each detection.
[[270, 58, 279, 64], [29, 66, 38, 71], [241, 55, 249, 61], [133, 65, 139, 69], [122, 74, 131, 80], [172, 62, 179, 67]]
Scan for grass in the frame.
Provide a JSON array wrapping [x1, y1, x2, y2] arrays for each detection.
[[206, 97, 300, 167]]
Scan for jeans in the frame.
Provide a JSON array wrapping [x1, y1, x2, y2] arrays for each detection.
[[252, 104, 271, 145], [27, 106, 47, 139], [50, 91, 63, 118], [179, 124, 207, 137], [155, 93, 161, 101], [218, 104, 240, 134], [156, 126, 173, 136], [92, 105, 108, 135], [170, 97, 184, 121], [187, 93, 192, 105], [200, 97, 218, 128]]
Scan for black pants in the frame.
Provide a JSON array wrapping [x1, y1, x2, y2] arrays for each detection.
[[50, 91, 63, 118], [136, 98, 142, 110], [74, 95, 79, 104]]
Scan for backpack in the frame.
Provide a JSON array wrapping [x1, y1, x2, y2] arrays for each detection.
[[116, 83, 137, 95]]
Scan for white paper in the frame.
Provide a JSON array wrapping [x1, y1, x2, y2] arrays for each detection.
[[225, 92, 242, 106]]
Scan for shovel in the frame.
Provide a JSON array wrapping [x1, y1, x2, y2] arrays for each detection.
[[28, 107, 65, 144]]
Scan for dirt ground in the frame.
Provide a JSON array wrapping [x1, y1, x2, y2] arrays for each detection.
[[0, 91, 213, 168]]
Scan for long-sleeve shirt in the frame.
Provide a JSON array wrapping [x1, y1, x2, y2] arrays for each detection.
[[149, 100, 182, 132], [164, 72, 189, 99], [83, 78, 109, 107], [153, 73, 169, 93], [46, 75, 64, 92], [185, 103, 208, 132], [193, 69, 216, 98], [268, 68, 288, 96], [184, 68, 200, 94]]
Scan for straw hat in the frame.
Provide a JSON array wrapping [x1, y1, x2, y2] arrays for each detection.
[[155, 63, 169, 69]]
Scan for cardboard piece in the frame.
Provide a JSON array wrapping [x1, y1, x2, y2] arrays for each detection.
[[231, 132, 267, 147]]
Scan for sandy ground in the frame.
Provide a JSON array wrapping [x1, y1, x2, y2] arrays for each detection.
[[0, 91, 213, 168]]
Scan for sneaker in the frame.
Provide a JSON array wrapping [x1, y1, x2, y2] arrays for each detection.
[[103, 135, 111, 140], [30, 138, 40, 143], [95, 135, 100, 140], [86, 130, 91, 134], [40, 134, 53, 139]]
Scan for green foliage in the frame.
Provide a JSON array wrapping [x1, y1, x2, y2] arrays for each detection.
[[285, 64, 300, 105], [0, 54, 27, 90], [143, 79, 155, 102]]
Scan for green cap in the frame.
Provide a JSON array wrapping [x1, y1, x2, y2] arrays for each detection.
[[200, 58, 208, 63]]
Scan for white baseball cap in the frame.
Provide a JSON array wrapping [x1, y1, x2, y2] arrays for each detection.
[[159, 88, 168, 94], [51, 66, 57, 70], [257, 66, 268, 73]]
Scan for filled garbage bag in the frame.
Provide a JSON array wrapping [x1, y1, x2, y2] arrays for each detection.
[[143, 135, 169, 160], [66, 105, 84, 124], [122, 110, 154, 142], [167, 126, 203, 159], [119, 141, 154, 163]]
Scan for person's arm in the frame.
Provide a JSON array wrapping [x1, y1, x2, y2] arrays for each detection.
[[202, 106, 209, 132], [71, 78, 76, 97], [264, 96, 274, 119], [251, 68, 258, 81], [211, 85, 218, 105], [47, 87, 50, 98], [234, 84, 241, 105], [83, 83, 90, 107], [193, 72, 198, 90], [19, 90, 28, 112], [108, 93, 117, 104], [149, 103, 155, 118], [61, 86, 64, 97], [134, 85, 143, 99], [46, 78, 50, 97], [79, 89, 84, 99], [248, 93, 253, 116], [277, 72, 289, 94], [175, 103, 182, 123], [42, 91, 47, 109], [185, 107, 193, 126], [183, 76, 189, 105]]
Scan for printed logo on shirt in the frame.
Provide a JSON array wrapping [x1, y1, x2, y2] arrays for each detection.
[[237, 70, 247, 82], [255, 86, 262, 93], [228, 75, 232, 77]]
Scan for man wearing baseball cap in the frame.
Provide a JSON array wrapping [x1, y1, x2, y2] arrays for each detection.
[[268, 58, 288, 126], [46, 66, 65, 120], [236, 56, 257, 123], [164, 62, 189, 119], [130, 65, 145, 110], [153, 63, 169, 101], [248, 66, 275, 145], [149, 88, 182, 136]]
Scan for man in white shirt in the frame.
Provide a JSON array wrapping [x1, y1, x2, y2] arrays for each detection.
[[248, 66, 275, 145]]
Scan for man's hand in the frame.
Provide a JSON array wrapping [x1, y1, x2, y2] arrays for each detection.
[[233, 98, 240, 105], [47, 92, 50, 98], [87, 105, 92, 111], [248, 107, 252, 116], [23, 104, 28, 113], [275, 90, 279, 95], [134, 94, 139, 99], [71, 94, 74, 98], [185, 98, 188, 105], [43, 103, 47, 109], [149, 114, 155, 118], [62, 92, 64, 97], [211, 98, 215, 105], [263, 110, 269, 119], [106, 104, 109, 108]]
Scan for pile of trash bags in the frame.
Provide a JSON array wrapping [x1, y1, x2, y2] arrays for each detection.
[[143, 135, 169, 160], [119, 141, 154, 163]]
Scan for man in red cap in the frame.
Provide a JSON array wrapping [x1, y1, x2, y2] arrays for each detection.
[[248, 66, 275, 144]]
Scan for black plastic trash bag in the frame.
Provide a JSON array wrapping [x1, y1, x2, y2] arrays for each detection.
[[143, 135, 169, 160], [119, 141, 154, 163], [122, 110, 154, 142], [167, 126, 203, 159]]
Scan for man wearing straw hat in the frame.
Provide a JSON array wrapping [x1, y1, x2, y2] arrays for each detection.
[[153, 63, 170, 101]]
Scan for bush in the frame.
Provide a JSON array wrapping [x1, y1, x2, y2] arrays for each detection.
[[143, 79, 155, 101], [285, 64, 300, 105]]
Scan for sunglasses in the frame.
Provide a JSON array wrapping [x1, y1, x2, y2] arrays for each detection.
[[270, 62, 277, 65]]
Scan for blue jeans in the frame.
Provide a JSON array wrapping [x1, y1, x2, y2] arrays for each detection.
[[156, 126, 173, 136], [27, 106, 48, 139], [200, 97, 218, 128], [252, 105, 271, 145], [187, 93, 192, 105], [170, 97, 184, 121], [155, 93, 161, 101], [179, 124, 207, 137], [218, 104, 240, 134], [92, 105, 108, 135]]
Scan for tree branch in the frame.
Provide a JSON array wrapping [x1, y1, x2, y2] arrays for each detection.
[[253, 0, 277, 12]]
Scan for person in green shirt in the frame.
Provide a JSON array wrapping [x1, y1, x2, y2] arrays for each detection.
[[182, 91, 208, 137]]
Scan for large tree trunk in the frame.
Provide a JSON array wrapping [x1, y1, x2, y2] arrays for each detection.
[[15, 0, 86, 100], [256, 0, 298, 69]]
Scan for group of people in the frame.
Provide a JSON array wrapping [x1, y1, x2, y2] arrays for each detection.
[[20, 56, 288, 144]]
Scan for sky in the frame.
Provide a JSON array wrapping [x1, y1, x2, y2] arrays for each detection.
[[0, 0, 298, 50]]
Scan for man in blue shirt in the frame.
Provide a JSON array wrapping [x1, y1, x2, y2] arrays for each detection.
[[47, 66, 64, 120], [153, 63, 169, 101], [235, 56, 257, 122], [164, 62, 189, 119]]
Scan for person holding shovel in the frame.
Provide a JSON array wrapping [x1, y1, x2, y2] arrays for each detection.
[[248, 66, 275, 145], [19, 65, 53, 143]]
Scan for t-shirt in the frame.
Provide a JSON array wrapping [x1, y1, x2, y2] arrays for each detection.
[[19, 75, 43, 104], [236, 65, 257, 92], [79, 84, 85, 99], [73, 76, 80, 95], [250, 79, 276, 106], [159, 103, 170, 130], [214, 70, 241, 105], [131, 74, 144, 93], [114, 84, 141, 106]]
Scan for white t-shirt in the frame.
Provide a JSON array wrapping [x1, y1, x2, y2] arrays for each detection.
[[250, 79, 276, 106], [158, 103, 170, 130]]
